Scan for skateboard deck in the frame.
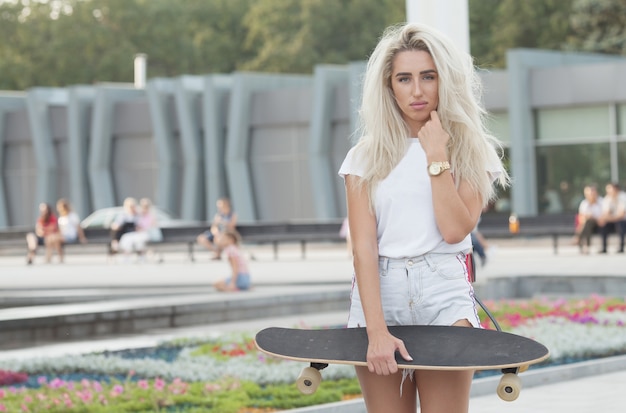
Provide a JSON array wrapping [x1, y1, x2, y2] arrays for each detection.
[[255, 325, 550, 401]]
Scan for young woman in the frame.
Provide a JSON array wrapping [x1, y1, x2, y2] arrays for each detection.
[[338, 23, 509, 413], [56, 199, 87, 244], [26, 203, 60, 264]]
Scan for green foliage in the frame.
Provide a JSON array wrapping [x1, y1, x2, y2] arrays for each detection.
[[0, 0, 404, 90], [0, 368, 361, 412], [568, 0, 626, 55], [469, 0, 575, 68], [188, 333, 256, 361], [2, 0, 626, 89]]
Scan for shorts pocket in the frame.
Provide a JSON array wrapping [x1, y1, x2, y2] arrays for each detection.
[[430, 253, 466, 280]]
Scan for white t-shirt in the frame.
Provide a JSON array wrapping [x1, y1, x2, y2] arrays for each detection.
[[58, 212, 81, 242], [578, 198, 603, 219], [601, 191, 626, 218], [339, 138, 497, 258]]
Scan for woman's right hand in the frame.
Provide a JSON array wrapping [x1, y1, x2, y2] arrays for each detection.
[[366, 330, 412, 375]]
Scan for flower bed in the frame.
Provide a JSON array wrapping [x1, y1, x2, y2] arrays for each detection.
[[0, 295, 624, 412]]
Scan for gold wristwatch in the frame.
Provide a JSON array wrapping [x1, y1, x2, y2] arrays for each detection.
[[427, 161, 450, 176]]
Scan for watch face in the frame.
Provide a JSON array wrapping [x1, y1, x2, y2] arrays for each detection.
[[429, 164, 441, 175]]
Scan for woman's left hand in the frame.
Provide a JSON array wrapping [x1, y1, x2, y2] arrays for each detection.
[[418, 111, 449, 159]]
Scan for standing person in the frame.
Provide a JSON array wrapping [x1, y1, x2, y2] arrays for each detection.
[[573, 184, 603, 254], [196, 197, 237, 260], [213, 229, 251, 292], [25, 203, 61, 264], [598, 182, 626, 253], [470, 228, 488, 266], [338, 23, 508, 413]]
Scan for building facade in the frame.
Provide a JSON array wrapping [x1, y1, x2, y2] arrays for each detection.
[[1, 50, 625, 229]]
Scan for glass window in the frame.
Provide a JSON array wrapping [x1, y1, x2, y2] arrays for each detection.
[[486, 112, 510, 145], [618, 104, 626, 135], [618, 142, 626, 185], [536, 143, 611, 213], [536, 106, 610, 141]]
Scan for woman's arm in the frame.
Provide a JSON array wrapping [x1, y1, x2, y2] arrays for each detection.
[[345, 175, 411, 375], [419, 112, 483, 242]]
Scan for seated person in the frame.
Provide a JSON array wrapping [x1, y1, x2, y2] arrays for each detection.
[[26, 203, 61, 264], [196, 197, 237, 260], [597, 182, 626, 254], [574, 184, 603, 254], [56, 198, 87, 245], [110, 197, 138, 254], [213, 230, 251, 292], [119, 197, 162, 256]]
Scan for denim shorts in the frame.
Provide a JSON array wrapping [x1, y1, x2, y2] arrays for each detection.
[[347, 252, 480, 328], [226, 273, 251, 291]]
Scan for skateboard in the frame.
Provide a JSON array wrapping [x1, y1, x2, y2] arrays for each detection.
[[255, 325, 550, 401]]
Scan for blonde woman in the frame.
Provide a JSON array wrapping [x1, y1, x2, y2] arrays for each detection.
[[338, 23, 509, 413]]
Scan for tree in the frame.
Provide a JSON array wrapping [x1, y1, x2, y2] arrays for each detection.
[[469, 0, 575, 69], [240, 0, 405, 73], [568, 0, 626, 55], [468, 0, 501, 68]]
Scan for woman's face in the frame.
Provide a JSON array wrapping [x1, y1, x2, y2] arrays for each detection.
[[390, 50, 439, 136]]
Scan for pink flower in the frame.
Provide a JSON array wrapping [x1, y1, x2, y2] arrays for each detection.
[[49, 378, 65, 389], [0, 403, 6, 412], [168, 378, 188, 395], [138, 380, 149, 389], [154, 378, 165, 391], [76, 390, 93, 402], [205, 383, 222, 393], [110, 385, 124, 397]]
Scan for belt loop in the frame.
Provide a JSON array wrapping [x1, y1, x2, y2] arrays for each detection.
[[379, 256, 389, 276], [423, 253, 434, 271]]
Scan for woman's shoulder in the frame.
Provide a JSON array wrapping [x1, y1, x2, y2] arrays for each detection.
[[339, 143, 367, 176]]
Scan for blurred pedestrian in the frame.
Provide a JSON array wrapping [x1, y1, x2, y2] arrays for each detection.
[[25, 203, 61, 264], [213, 229, 251, 292]]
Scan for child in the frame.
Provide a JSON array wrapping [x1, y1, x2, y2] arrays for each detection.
[[213, 229, 251, 292]]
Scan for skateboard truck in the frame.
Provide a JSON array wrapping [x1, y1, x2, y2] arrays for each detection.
[[296, 363, 328, 394]]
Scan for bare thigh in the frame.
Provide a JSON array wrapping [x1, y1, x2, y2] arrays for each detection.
[[355, 366, 416, 413], [415, 318, 474, 413]]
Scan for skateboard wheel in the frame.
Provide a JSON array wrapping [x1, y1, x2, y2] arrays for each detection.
[[296, 366, 322, 395], [497, 373, 522, 402]]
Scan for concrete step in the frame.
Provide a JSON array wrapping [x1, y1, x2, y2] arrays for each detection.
[[0, 285, 350, 349]]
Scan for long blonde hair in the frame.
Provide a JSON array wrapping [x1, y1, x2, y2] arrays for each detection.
[[353, 23, 509, 206]]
